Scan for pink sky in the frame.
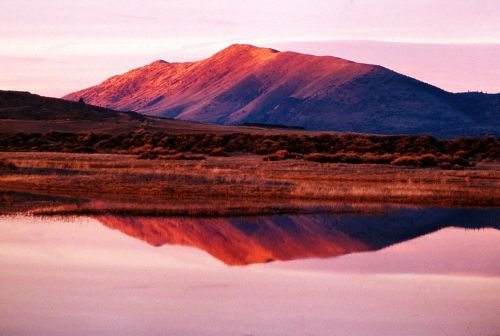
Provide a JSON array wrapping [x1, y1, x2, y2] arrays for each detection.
[[1, 0, 499, 97]]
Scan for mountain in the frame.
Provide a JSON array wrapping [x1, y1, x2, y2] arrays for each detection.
[[64, 44, 500, 137], [96, 208, 500, 266]]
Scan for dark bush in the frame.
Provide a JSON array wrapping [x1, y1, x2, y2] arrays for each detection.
[[436, 155, 471, 168], [209, 147, 229, 157], [305, 152, 364, 164], [304, 153, 335, 163], [72, 146, 96, 153], [391, 156, 420, 167], [138, 151, 159, 160], [438, 161, 453, 170], [361, 153, 395, 164], [419, 154, 438, 167], [454, 150, 469, 159], [0, 131, 498, 167], [452, 156, 471, 167], [165, 154, 206, 161], [337, 153, 363, 164], [264, 150, 302, 161], [0, 159, 16, 170]]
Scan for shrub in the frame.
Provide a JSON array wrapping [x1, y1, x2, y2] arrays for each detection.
[[438, 161, 453, 170], [454, 150, 469, 159], [0, 131, 497, 167], [264, 150, 304, 161], [209, 147, 229, 157], [452, 156, 471, 167], [138, 151, 159, 160], [419, 154, 438, 167], [305, 152, 364, 164], [391, 156, 420, 167], [438, 162, 464, 170], [127, 144, 148, 154], [72, 146, 96, 153], [437, 155, 471, 168], [337, 153, 363, 164], [0, 159, 17, 172], [304, 153, 334, 163], [165, 154, 206, 161], [361, 153, 395, 164]]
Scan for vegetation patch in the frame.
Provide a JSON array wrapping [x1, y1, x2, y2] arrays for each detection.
[[0, 158, 16, 172], [0, 152, 498, 217], [0, 132, 498, 169]]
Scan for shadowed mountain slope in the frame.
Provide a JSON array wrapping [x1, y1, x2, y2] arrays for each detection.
[[0, 90, 143, 121], [65, 44, 500, 137], [0, 90, 280, 134]]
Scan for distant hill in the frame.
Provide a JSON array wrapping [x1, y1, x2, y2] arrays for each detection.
[[0, 90, 143, 121], [0, 90, 273, 135], [64, 44, 500, 137]]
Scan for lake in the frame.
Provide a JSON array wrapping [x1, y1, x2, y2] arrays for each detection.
[[1, 207, 499, 335]]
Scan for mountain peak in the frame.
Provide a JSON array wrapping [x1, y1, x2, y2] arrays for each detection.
[[215, 43, 280, 58], [224, 43, 278, 52], [149, 59, 169, 66]]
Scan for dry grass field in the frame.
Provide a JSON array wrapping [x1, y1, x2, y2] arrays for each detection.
[[0, 152, 498, 216], [0, 118, 294, 135]]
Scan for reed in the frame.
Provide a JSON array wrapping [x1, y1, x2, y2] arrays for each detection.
[[0, 152, 498, 216]]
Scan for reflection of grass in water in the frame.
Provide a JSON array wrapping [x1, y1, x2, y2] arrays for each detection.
[[0, 152, 499, 216], [0, 190, 77, 214], [27, 200, 396, 217]]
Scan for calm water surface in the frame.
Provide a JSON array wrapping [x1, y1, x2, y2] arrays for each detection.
[[0, 208, 499, 336]]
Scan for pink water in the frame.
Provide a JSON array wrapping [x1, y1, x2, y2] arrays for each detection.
[[0, 215, 499, 336]]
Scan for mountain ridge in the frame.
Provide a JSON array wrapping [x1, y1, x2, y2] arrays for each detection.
[[64, 44, 500, 137]]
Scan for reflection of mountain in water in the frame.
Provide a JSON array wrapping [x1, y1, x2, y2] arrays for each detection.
[[96, 208, 500, 266]]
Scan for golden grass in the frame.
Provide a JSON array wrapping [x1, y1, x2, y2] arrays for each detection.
[[0, 152, 499, 216]]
